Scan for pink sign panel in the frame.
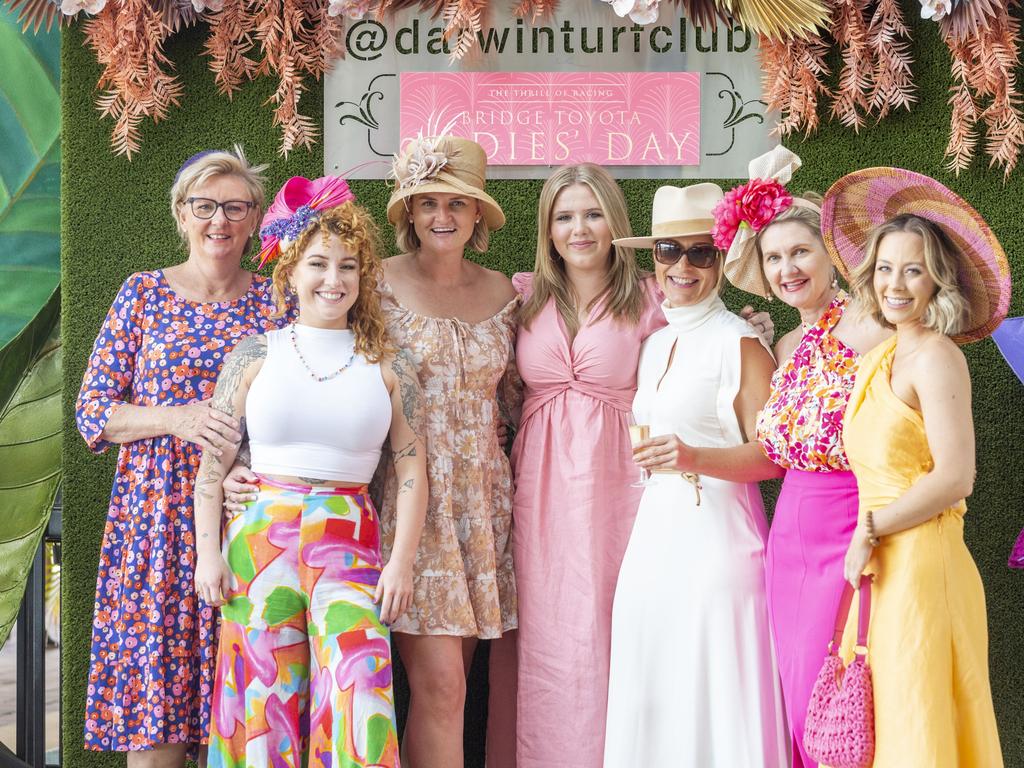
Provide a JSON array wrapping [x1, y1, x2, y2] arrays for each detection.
[[399, 72, 700, 166]]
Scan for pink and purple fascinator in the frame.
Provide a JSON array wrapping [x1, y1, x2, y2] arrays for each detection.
[[256, 175, 355, 268]]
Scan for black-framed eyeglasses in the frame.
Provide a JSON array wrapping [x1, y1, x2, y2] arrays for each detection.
[[653, 240, 720, 269], [185, 197, 256, 221]]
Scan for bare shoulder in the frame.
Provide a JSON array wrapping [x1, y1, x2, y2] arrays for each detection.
[[382, 253, 413, 284], [838, 299, 893, 353], [773, 326, 803, 366], [740, 334, 776, 367], [915, 333, 967, 377], [468, 262, 517, 304]]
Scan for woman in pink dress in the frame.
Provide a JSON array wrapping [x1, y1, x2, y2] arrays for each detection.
[[491, 164, 772, 767], [507, 164, 661, 767]]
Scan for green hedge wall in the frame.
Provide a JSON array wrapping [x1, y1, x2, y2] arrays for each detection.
[[62, 6, 1023, 766]]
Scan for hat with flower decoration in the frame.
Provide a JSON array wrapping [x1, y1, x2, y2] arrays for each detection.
[[714, 145, 821, 299], [386, 135, 505, 230], [256, 175, 356, 268], [822, 166, 1010, 345]]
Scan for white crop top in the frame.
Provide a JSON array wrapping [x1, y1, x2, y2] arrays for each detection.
[[246, 324, 392, 483]]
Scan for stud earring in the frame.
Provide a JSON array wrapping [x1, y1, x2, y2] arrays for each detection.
[[830, 270, 839, 289]]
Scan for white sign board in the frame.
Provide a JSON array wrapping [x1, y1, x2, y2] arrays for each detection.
[[324, 1, 773, 179]]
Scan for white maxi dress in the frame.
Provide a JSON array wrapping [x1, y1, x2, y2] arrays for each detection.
[[603, 293, 790, 767]]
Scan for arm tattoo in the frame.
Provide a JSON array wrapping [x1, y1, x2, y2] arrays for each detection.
[[235, 417, 250, 464], [390, 348, 425, 440], [211, 334, 267, 417], [299, 476, 329, 485], [397, 478, 416, 495], [393, 440, 417, 462]]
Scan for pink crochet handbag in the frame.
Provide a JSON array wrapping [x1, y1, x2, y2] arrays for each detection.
[[803, 575, 875, 768]]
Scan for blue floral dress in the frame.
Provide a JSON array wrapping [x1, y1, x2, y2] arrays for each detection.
[[76, 270, 286, 751]]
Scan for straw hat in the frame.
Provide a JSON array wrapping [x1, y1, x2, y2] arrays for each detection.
[[612, 183, 724, 248], [718, 145, 821, 298], [387, 135, 505, 230], [822, 167, 1011, 344]]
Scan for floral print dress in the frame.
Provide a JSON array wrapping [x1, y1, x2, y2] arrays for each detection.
[[76, 270, 284, 751], [376, 278, 520, 638]]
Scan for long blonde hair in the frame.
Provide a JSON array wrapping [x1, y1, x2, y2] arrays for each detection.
[[271, 202, 391, 363], [520, 164, 644, 334]]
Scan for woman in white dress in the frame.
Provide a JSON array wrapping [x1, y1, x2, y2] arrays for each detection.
[[603, 184, 790, 767]]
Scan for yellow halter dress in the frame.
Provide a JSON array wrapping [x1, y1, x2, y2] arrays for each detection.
[[838, 336, 1002, 767]]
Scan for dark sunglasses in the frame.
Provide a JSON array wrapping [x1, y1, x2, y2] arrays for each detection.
[[653, 240, 721, 268]]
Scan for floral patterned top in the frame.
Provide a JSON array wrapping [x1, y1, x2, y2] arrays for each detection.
[[376, 278, 520, 638], [756, 291, 859, 472]]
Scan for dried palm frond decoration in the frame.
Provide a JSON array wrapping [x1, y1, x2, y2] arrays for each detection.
[[866, 0, 915, 119], [2, 0, 1020, 177], [938, 0, 1024, 178], [830, 0, 873, 130], [82, 0, 184, 159], [719, 0, 829, 39], [759, 33, 832, 137]]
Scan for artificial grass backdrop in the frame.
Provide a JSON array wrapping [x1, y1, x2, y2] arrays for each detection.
[[62, 5, 1022, 766]]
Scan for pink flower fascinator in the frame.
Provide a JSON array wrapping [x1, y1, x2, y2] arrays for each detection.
[[256, 175, 355, 268]]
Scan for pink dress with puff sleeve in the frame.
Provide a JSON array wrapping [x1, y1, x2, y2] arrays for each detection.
[[508, 273, 664, 768]]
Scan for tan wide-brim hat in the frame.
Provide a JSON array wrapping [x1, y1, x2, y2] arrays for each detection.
[[613, 183, 724, 248], [386, 135, 505, 230]]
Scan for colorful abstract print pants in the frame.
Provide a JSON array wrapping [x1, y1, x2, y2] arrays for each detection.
[[209, 478, 400, 768]]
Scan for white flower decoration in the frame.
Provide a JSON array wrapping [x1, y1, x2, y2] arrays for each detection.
[[393, 135, 450, 190], [60, 0, 105, 16], [328, 0, 371, 20], [919, 0, 952, 21], [605, 0, 659, 25]]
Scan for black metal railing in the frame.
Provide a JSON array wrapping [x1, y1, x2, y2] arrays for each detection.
[[14, 488, 61, 768]]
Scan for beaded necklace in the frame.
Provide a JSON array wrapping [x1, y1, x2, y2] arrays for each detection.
[[289, 323, 357, 382]]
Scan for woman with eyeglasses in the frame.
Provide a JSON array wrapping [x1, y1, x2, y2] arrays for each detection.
[[76, 147, 287, 766], [602, 184, 789, 766]]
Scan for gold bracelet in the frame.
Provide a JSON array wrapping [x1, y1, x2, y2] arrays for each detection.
[[865, 510, 880, 547]]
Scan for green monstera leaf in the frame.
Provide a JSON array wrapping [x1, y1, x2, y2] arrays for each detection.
[[0, 4, 60, 349], [0, 288, 61, 649]]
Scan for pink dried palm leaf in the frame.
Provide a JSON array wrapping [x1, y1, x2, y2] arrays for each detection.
[[156, 0, 199, 32], [829, 0, 872, 131], [83, 0, 184, 158], [941, 1, 1023, 178], [203, 0, 260, 97], [944, 46, 979, 174], [295, 0, 342, 77], [2, 0, 71, 33], [510, 0, 549, 21], [866, 0, 915, 119], [939, 0, 1002, 43], [759, 31, 832, 137], [251, 0, 320, 154], [441, 0, 484, 62]]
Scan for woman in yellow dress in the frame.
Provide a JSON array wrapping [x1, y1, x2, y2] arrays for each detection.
[[821, 168, 1010, 768]]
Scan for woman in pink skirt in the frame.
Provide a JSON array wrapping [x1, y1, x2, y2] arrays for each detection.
[[713, 146, 890, 766]]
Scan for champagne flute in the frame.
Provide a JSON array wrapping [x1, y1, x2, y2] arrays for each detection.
[[626, 414, 653, 488]]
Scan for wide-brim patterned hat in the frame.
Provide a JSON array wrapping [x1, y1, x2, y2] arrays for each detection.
[[387, 135, 505, 230], [822, 167, 1011, 344]]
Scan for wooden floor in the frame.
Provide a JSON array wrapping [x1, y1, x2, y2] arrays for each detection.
[[0, 623, 61, 758]]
